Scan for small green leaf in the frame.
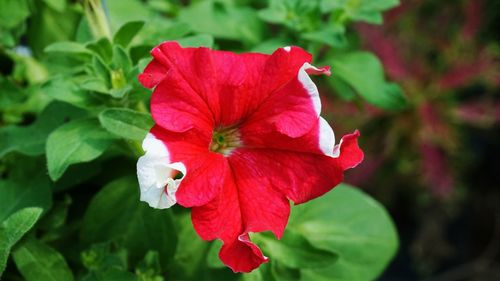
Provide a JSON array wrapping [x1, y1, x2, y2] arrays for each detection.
[[13, 238, 74, 281], [98, 108, 153, 140], [113, 21, 145, 47], [111, 45, 132, 74], [0, 208, 43, 277], [86, 38, 113, 63], [81, 177, 177, 267], [288, 184, 399, 281], [46, 118, 115, 181], [44, 41, 91, 56], [330, 52, 407, 110]]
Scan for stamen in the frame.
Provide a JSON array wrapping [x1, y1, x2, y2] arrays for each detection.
[[209, 127, 241, 156]]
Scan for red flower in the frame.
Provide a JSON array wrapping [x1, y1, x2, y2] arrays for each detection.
[[136, 42, 363, 272]]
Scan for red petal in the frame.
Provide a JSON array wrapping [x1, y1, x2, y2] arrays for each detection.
[[219, 234, 268, 273], [138, 59, 168, 88], [335, 130, 364, 170], [151, 69, 214, 133]]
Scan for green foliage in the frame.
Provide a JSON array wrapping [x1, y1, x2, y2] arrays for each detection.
[[99, 108, 153, 141], [0, 208, 43, 275], [46, 118, 115, 180], [13, 238, 74, 281], [81, 177, 177, 267], [0, 0, 401, 280], [329, 52, 407, 110], [247, 184, 398, 281]]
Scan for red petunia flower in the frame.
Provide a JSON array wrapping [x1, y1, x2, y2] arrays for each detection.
[[136, 42, 364, 273]]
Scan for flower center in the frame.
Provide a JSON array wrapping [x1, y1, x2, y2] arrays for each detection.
[[209, 127, 241, 156]]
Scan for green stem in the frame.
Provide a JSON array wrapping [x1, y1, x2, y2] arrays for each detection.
[[84, 0, 112, 39]]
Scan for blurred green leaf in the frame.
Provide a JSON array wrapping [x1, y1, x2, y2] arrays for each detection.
[[113, 21, 145, 47], [206, 240, 224, 269], [82, 269, 138, 281], [0, 207, 43, 277], [43, 0, 66, 12], [46, 118, 115, 181], [27, 1, 80, 57], [178, 0, 263, 45], [287, 184, 399, 281], [81, 177, 177, 268], [0, 0, 30, 29], [0, 178, 52, 222], [255, 231, 337, 269], [177, 34, 215, 48], [172, 213, 211, 280], [86, 38, 114, 63], [330, 52, 407, 110], [0, 102, 85, 158], [321, 0, 400, 24], [99, 108, 153, 141], [41, 76, 101, 108], [44, 41, 92, 56], [13, 238, 74, 281]]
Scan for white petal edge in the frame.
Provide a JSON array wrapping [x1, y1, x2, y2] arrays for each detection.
[[137, 133, 186, 209], [319, 117, 336, 156], [297, 62, 322, 116], [296, 62, 341, 157]]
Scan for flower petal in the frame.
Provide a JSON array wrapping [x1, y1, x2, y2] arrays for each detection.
[[151, 68, 214, 133], [241, 116, 336, 156], [136, 133, 186, 209], [219, 234, 268, 273], [244, 59, 331, 138]]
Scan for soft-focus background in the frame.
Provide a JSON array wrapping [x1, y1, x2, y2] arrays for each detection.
[[1, 0, 499, 280]]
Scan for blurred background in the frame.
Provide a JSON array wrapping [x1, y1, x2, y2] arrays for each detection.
[[1, 0, 499, 280]]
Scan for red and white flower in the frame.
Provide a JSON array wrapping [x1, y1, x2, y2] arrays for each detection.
[[137, 42, 363, 273]]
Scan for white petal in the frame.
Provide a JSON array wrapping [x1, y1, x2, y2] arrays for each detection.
[[319, 117, 335, 156], [136, 133, 186, 209]]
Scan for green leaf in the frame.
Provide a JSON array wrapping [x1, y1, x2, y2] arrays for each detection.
[[330, 52, 407, 110], [172, 213, 211, 280], [0, 0, 30, 29], [288, 184, 399, 281], [178, 1, 263, 45], [177, 34, 215, 48], [99, 108, 153, 141], [81, 177, 177, 267], [12, 238, 74, 281], [46, 118, 115, 181], [0, 178, 52, 222], [254, 231, 337, 269], [44, 41, 92, 56], [43, 0, 66, 12], [86, 38, 113, 63], [321, 0, 399, 24], [0, 102, 85, 158], [41, 76, 101, 108], [113, 21, 145, 47], [206, 240, 224, 269], [0, 207, 43, 277]]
